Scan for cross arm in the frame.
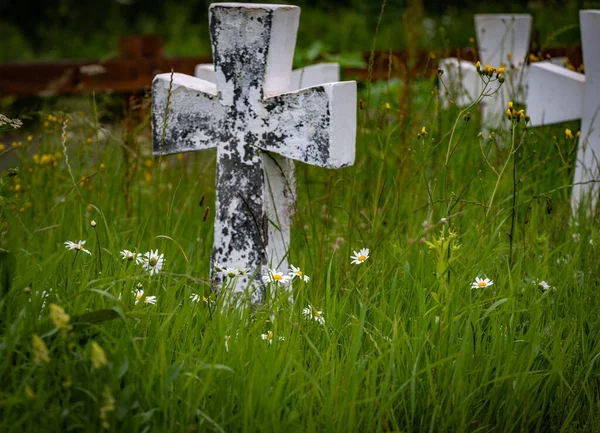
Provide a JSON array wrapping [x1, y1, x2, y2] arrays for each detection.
[[195, 62, 340, 92], [290, 63, 340, 91], [526, 62, 585, 126], [152, 73, 225, 155], [260, 81, 356, 168]]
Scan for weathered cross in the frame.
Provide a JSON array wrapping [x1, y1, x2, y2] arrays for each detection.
[[439, 14, 532, 131], [152, 3, 356, 303], [526, 10, 600, 214]]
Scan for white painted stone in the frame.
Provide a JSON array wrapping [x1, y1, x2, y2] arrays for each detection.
[[439, 14, 532, 131], [438, 58, 482, 109], [196, 62, 340, 91], [474, 14, 531, 69], [152, 3, 356, 303], [526, 10, 600, 213], [527, 63, 585, 125]]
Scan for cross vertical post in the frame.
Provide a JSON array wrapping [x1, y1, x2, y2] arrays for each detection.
[[439, 14, 532, 132], [152, 3, 356, 304], [526, 10, 600, 214]]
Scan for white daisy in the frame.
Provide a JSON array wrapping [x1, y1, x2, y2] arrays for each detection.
[[260, 331, 284, 345], [134, 289, 156, 305], [350, 248, 369, 265], [289, 265, 310, 282], [471, 277, 494, 289], [138, 249, 164, 275], [538, 280, 551, 291], [64, 240, 92, 255], [120, 249, 136, 261], [189, 292, 202, 303], [224, 267, 240, 279], [134, 289, 144, 305], [302, 305, 325, 325], [213, 262, 224, 273], [262, 269, 291, 285]]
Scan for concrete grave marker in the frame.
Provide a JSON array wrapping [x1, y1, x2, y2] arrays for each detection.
[[526, 10, 600, 213], [152, 3, 356, 303], [439, 14, 532, 131]]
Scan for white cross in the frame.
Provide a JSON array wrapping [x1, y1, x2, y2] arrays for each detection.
[[439, 14, 532, 131], [526, 10, 600, 214], [152, 3, 356, 303]]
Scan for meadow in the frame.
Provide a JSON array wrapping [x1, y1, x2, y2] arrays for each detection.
[[2, 15, 600, 433]]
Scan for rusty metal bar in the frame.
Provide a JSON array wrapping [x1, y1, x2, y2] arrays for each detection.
[[0, 36, 583, 97]]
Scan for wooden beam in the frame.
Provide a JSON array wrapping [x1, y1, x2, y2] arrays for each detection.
[[0, 36, 583, 97]]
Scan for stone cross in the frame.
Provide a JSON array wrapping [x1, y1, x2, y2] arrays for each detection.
[[152, 3, 356, 303], [439, 14, 532, 131], [526, 10, 600, 214]]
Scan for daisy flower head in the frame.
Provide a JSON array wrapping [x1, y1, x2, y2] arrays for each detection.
[[260, 331, 284, 345], [302, 305, 325, 325], [134, 289, 156, 305], [289, 265, 310, 282], [189, 292, 202, 303], [471, 277, 494, 289], [224, 267, 240, 279], [120, 249, 136, 261], [237, 267, 250, 276], [134, 289, 144, 305], [262, 269, 291, 285], [213, 262, 224, 273], [64, 240, 92, 255], [350, 248, 369, 265], [538, 280, 551, 291], [138, 249, 164, 275]]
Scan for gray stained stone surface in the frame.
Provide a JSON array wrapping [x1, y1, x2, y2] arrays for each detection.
[[152, 3, 356, 303]]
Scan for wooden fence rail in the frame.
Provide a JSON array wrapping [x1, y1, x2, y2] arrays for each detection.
[[0, 35, 583, 97]]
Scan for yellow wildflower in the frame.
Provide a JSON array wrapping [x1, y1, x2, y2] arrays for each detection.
[[565, 129, 573, 139], [0, 144, 5, 151], [32, 334, 50, 364], [27, 135, 33, 142], [90, 341, 108, 369], [385, 102, 391, 110], [49, 304, 72, 333]]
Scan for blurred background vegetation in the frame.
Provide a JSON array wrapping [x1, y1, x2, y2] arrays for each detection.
[[1, 0, 599, 63]]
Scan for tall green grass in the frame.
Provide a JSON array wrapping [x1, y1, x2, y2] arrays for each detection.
[[1, 68, 599, 432]]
